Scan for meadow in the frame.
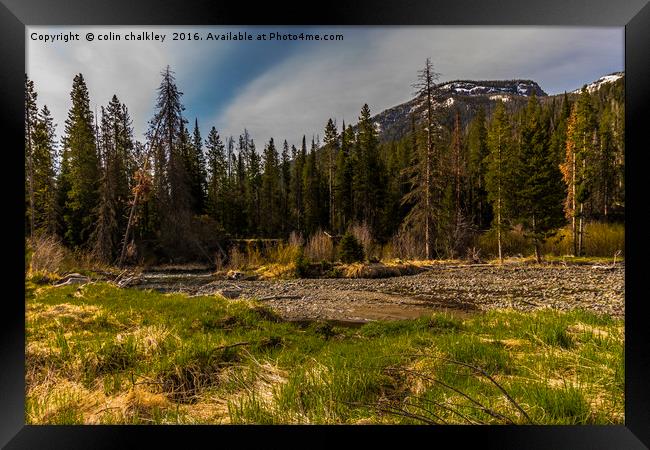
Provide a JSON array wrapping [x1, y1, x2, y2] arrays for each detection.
[[25, 279, 624, 425]]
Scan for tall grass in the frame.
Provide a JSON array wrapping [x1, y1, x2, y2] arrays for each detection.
[[26, 282, 624, 425], [26, 235, 110, 280], [541, 222, 624, 257], [304, 230, 335, 262], [478, 222, 624, 259]]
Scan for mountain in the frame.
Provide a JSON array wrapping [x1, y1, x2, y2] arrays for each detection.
[[367, 74, 623, 142], [572, 72, 624, 94]]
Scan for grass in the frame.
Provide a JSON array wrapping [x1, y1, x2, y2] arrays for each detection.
[[25, 279, 624, 425], [479, 222, 624, 260]]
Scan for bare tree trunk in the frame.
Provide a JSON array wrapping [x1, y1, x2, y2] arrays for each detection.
[[578, 203, 584, 256], [497, 188, 502, 264], [119, 119, 162, 267], [533, 215, 541, 263], [26, 117, 35, 239], [329, 145, 333, 231], [497, 133, 503, 265], [425, 68, 433, 260], [571, 149, 577, 256]]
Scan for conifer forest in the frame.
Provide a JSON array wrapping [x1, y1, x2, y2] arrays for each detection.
[[24, 59, 625, 266]]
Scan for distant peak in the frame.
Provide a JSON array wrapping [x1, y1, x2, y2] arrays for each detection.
[[435, 79, 547, 97], [573, 72, 624, 94]]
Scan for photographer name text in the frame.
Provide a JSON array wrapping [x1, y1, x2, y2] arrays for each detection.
[[30, 31, 344, 44]]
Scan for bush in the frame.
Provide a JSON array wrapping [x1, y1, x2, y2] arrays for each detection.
[[338, 233, 365, 263], [294, 247, 309, 278], [541, 222, 624, 257], [27, 235, 67, 274], [349, 223, 377, 260], [304, 230, 335, 262]]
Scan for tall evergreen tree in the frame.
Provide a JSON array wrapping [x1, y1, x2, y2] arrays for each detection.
[[280, 140, 292, 235], [406, 58, 442, 258], [485, 102, 516, 263], [187, 119, 207, 215], [205, 126, 227, 225], [247, 138, 262, 234], [323, 118, 339, 231], [147, 66, 193, 256], [302, 139, 322, 235], [467, 106, 491, 230], [517, 94, 566, 262], [59, 73, 100, 248], [93, 95, 135, 262], [353, 104, 386, 238], [25, 75, 39, 238], [31, 105, 58, 236], [291, 136, 307, 232], [261, 138, 282, 236]]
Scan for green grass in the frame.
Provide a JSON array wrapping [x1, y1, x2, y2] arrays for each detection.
[[25, 281, 624, 425]]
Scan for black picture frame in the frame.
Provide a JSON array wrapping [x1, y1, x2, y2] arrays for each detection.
[[2, 0, 648, 448]]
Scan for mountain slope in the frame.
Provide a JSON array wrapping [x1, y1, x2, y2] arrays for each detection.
[[368, 74, 623, 142]]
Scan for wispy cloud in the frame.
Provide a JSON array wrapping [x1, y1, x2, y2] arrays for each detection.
[[27, 26, 623, 148]]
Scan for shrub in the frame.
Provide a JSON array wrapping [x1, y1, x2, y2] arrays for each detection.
[[338, 233, 365, 263], [541, 222, 624, 257], [27, 235, 67, 274], [349, 223, 377, 260], [294, 247, 309, 278], [304, 230, 335, 262]]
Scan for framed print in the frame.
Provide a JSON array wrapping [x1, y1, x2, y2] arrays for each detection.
[[2, 0, 649, 447]]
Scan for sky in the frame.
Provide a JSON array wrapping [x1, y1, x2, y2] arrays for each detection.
[[27, 26, 624, 149]]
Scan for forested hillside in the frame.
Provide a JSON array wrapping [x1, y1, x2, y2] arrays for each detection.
[[24, 60, 625, 265]]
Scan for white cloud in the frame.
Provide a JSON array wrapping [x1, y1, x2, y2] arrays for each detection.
[[28, 26, 623, 149], [26, 26, 229, 141], [217, 27, 623, 147]]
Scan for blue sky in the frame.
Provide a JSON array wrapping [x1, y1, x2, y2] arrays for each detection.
[[27, 26, 623, 148]]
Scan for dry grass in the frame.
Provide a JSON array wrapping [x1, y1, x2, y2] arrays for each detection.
[[339, 262, 424, 279], [27, 235, 67, 274], [304, 230, 335, 262]]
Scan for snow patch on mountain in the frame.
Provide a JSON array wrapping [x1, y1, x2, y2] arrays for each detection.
[[436, 79, 546, 97], [573, 72, 624, 94]]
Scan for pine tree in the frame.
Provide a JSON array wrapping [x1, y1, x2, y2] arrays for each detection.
[[92, 95, 135, 262], [234, 150, 248, 235], [467, 106, 490, 230], [147, 66, 193, 256], [517, 94, 565, 262], [405, 58, 442, 258], [302, 139, 321, 235], [25, 75, 39, 238], [485, 102, 515, 263], [280, 140, 292, 235], [188, 119, 207, 215], [323, 118, 338, 231], [291, 136, 307, 232], [59, 73, 100, 248], [594, 105, 617, 220], [246, 138, 262, 234], [334, 122, 354, 234], [261, 138, 282, 236], [353, 104, 386, 237], [31, 105, 58, 236], [450, 110, 466, 239], [205, 126, 227, 225]]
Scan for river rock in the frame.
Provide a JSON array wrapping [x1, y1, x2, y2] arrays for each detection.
[[55, 273, 91, 286], [217, 288, 242, 299]]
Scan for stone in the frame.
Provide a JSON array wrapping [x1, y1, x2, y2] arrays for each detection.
[[217, 289, 242, 299]]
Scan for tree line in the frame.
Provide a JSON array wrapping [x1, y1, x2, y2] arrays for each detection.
[[25, 60, 624, 264]]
